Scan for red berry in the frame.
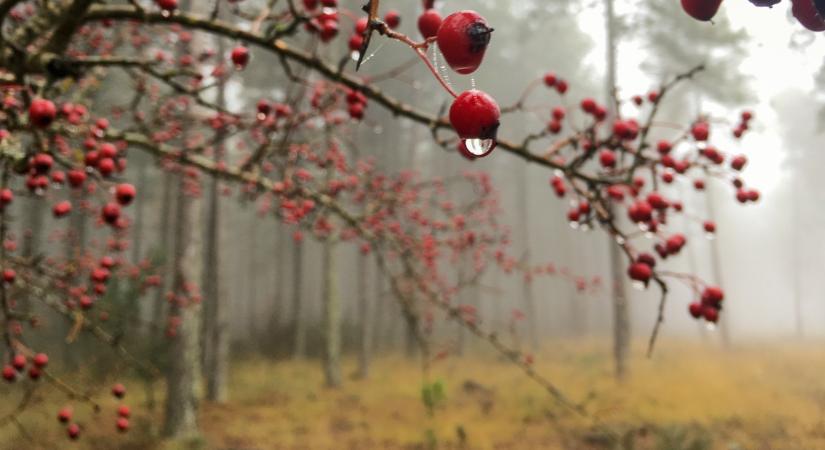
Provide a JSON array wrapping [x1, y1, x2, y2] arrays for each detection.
[[58, 407, 73, 423], [354, 17, 368, 35], [543, 72, 557, 87], [31, 153, 53, 174], [116, 417, 130, 432], [33, 353, 48, 368], [703, 221, 716, 233], [628, 262, 653, 285], [731, 154, 747, 171], [688, 302, 703, 319], [702, 306, 719, 323], [599, 149, 616, 168], [115, 183, 136, 205], [580, 98, 597, 114], [418, 9, 442, 39], [101, 203, 121, 224], [436, 10, 493, 75], [384, 10, 401, 29], [792, 0, 825, 31], [53, 200, 72, 218], [3, 269, 15, 284], [67, 169, 86, 188], [67, 423, 80, 440], [449, 90, 500, 142], [112, 383, 126, 398], [29, 98, 57, 128], [117, 405, 131, 418], [681, 0, 723, 21], [231, 46, 250, 69], [2, 365, 14, 382], [691, 122, 710, 141], [156, 0, 177, 11]]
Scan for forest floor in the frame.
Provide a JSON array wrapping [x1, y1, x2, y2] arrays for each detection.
[[3, 339, 825, 450]]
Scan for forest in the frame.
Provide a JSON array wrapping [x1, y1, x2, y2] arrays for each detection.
[[0, 0, 824, 449]]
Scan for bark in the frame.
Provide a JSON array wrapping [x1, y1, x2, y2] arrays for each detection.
[[606, 0, 629, 381], [355, 251, 371, 379], [162, 174, 203, 438], [518, 163, 539, 350], [290, 236, 306, 358], [202, 75, 228, 401], [321, 239, 342, 387]]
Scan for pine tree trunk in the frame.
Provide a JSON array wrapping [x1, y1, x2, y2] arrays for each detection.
[[355, 251, 371, 379], [162, 174, 203, 438], [202, 116, 228, 402], [605, 0, 630, 381], [291, 237, 306, 358], [321, 239, 342, 387]]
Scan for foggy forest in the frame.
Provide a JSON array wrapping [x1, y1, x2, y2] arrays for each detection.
[[0, 0, 823, 449]]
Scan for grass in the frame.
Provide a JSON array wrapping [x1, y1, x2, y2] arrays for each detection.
[[3, 338, 825, 449]]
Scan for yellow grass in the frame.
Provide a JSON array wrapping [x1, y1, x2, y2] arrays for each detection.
[[3, 339, 825, 449]]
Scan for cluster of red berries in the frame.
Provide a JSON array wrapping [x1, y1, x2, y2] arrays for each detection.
[[100, 183, 136, 229], [732, 110, 753, 139], [689, 286, 725, 324], [56, 383, 130, 441], [2, 352, 48, 382], [303, 0, 342, 43], [682, 0, 825, 32], [348, 10, 401, 53], [543, 72, 570, 95]]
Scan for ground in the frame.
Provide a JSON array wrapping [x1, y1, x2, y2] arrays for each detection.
[[2, 339, 825, 450]]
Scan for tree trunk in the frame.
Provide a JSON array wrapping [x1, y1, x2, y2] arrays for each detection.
[[518, 163, 539, 350], [605, 0, 629, 382], [291, 236, 306, 358], [321, 239, 342, 387], [162, 174, 203, 439], [202, 90, 228, 402], [355, 251, 372, 379]]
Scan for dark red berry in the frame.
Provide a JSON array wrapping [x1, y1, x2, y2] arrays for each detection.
[[29, 98, 57, 128], [681, 0, 723, 21], [418, 9, 442, 39]]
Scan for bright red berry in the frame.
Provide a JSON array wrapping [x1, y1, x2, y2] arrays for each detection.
[[231, 46, 250, 69], [115, 183, 136, 205], [628, 262, 653, 285], [29, 98, 57, 128], [53, 200, 72, 218], [33, 353, 48, 368], [449, 89, 500, 143], [101, 203, 121, 224], [418, 9, 442, 39], [58, 407, 73, 423], [116, 417, 130, 432], [384, 10, 401, 29], [436, 11, 493, 75]]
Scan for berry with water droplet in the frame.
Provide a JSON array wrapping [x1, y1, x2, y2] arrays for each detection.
[[437, 11, 493, 75], [449, 89, 500, 142]]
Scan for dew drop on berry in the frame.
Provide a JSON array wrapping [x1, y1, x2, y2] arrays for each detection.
[[705, 322, 717, 332], [463, 138, 494, 156], [705, 232, 716, 241], [631, 280, 647, 291]]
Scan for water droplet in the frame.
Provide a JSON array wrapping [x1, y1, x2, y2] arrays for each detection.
[[705, 322, 716, 331], [463, 139, 494, 156], [639, 223, 649, 232], [644, 231, 654, 239], [51, 183, 62, 191], [471, 77, 476, 89], [350, 51, 360, 62], [256, 113, 266, 121], [373, 126, 383, 134], [569, 221, 579, 230], [705, 233, 716, 241], [632, 280, 647, 291], [615, 235, 625, 245], [580, 224, 590, 231], [161, 10, 171, 18]]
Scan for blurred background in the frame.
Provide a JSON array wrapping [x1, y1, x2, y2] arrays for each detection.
[[3, 1, 825, 449]]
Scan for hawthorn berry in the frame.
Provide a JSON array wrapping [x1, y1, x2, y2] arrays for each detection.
[[628, 262, 652, 285], [67, 423, 80, 440], [688, 302, 703, 319], [116, 417, 130, 432], [599, 149, 616, 168], [12, 354, 25, 371], [53, 200, 72, 218], [384, 10, 401, 29], [101, 203, 121, 224], [681, 0, 723, 21], [231, 46, 250, 69], [437, 11, 493, 75], [112, 383, 126, 398], [418, 9, 442, 39], [115, 183, 136, 205], [449, 90, 500, 155], [33, 353, 48, 368], [117, 405, 131, 418], [792, 0, 825, 31], [2, 365, 14, 382], [156, 0, 177, 12], [58, 407, 73, 423], [29, 98, 57, 128]]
